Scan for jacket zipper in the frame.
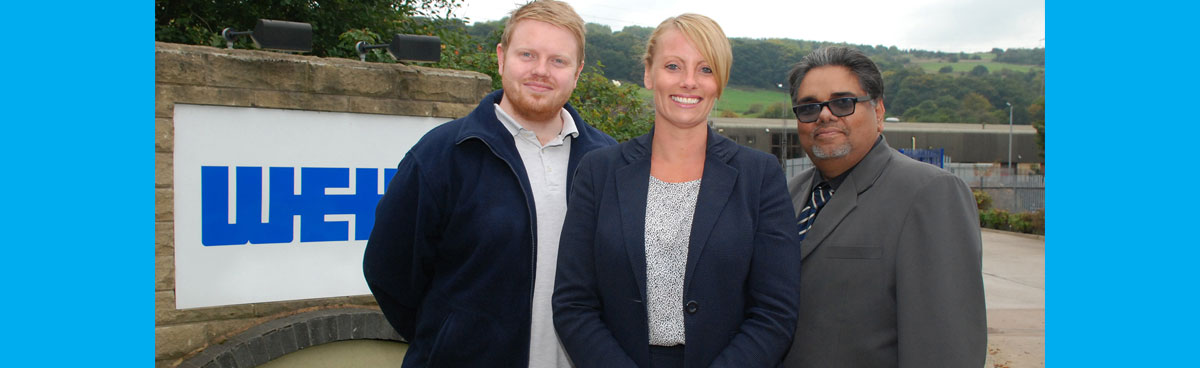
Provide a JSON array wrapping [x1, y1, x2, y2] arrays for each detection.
[[464, 135, 538, 341]]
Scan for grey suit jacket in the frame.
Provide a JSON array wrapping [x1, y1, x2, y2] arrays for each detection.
[[780, 136, 986, 368]]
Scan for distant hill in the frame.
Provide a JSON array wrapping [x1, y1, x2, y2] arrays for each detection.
[[467, 20, 1045, 126]]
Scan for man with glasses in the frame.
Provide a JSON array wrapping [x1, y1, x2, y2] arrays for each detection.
[[779, 46, 986, 367]]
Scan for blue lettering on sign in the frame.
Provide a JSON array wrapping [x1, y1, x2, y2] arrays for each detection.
[[201, 166, 397, 246]]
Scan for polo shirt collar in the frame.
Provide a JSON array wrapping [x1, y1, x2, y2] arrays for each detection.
[[494, 104, 579, 141]]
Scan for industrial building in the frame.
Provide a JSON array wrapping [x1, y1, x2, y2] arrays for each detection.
[[709, 117, 1040, 166]]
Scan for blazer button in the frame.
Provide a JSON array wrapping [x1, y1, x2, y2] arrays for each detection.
[[685, 300, 699, 314]]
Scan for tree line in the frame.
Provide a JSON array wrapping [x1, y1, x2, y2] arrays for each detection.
[[156, 0, 1044, 143], [575, 23, 1045, 126]]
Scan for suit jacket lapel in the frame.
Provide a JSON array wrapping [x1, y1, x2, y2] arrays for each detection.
[[799, 136, 893, 261], [799, 182, 856, 260], [615, 134, 652, 299], [791, 176, 814, 217], [616, 129, 739, 298], [683, 153, 737, 293]]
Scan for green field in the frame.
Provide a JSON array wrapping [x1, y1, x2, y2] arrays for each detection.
[[915, 59, 1042, 74], [714, 87, 792, 116], [633, 86, 792, 117]]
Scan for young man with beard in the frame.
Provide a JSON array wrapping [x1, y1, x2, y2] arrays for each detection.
[[780, 46, 986, 367], [362, 1, 616, 366]]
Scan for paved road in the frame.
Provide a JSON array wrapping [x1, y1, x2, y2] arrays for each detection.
[[981, 229, 1045, 368]]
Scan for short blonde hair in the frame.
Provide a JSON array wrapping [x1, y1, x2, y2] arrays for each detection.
[[501, 0, 587, 62], [643, 13, 732, 97]]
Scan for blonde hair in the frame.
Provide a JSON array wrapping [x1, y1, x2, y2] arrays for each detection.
[[501, 0, 587, 62], [642, 13, 732, 97]]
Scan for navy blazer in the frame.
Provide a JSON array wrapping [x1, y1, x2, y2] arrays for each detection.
[[553, 129, 802, 367]]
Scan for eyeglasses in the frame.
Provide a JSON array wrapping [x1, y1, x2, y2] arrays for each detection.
[[791, 96, 873, 123]]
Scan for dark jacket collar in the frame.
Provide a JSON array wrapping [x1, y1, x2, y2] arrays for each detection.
[[455, 89, 516, 146], [450, 89, 615, 213], [613, 124, 741, 300], [840, 135, 892, 197], [620, 125, 738, 163]]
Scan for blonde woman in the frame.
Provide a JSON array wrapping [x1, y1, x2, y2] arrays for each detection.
[[553, 13, 801, 368]]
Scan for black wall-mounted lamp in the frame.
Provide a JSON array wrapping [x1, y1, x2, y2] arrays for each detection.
[[355, 34, 441, 63], [222, 19, 313, 53]]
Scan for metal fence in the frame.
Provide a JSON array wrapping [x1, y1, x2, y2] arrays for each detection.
[[946, 163, 1044, 213], [783, 157, 1044, 213]]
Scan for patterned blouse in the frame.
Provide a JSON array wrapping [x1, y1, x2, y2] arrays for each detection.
[[644, 176, 702, 346]]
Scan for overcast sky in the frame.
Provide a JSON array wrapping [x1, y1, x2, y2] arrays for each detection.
[[458, 0, 1044, 53]]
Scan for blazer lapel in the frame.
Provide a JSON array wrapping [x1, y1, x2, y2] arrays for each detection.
[[615, 135, 653, 299], [799, 136, 893, 261], [683, 155, 737, 293], [791, 174, 814, 216], [798, 182, 857, 260]]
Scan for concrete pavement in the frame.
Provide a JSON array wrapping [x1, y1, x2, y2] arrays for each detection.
[[981, 228, 1045, 368]]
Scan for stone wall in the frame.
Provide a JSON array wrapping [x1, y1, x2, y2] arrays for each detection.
[[155, 42, 491, 368]]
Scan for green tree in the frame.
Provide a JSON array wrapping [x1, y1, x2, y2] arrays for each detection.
[[731, 38, 808, 89], [938, 65, 954, 74], [969, 65, 989, 76], [994, 48, 1045, 66], [570, 66, 652, 142], [155, 0, 465, 57], [891, 73, 959, 118], [960, 92, 997, 124], [881, 65, 923, 115], [901, 96, 959, 122], [467, 19, 504, 42], [582, 23, 649, 85], [1028, 96, 1045, 163]]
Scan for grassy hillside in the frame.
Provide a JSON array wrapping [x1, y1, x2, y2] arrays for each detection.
[[633, 86, 793, 117], [914, 55, 1043, 74], [715, 87, 792, 116]]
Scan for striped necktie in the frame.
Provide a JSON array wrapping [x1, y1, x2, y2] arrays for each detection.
[[797, 183, 833, 242]]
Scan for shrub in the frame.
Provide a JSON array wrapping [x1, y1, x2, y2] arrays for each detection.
[[744, 104, 764, 115], [979, 208, 1044, 235], [973, 190, 992, 211], [758, 101, 793, 119], [1019, 210, 1045, 235], [570, 67, 652, 142], [1009, 212, 1031, 233], [980, 209, 1010, 230]]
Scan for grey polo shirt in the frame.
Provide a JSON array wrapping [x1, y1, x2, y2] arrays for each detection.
[[494, 104, 578, 368]]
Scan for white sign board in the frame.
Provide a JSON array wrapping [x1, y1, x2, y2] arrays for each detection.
[[173, 104, 448, 309]]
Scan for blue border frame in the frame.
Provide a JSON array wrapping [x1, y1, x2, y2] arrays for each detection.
[[1, 2, 149, 365]]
